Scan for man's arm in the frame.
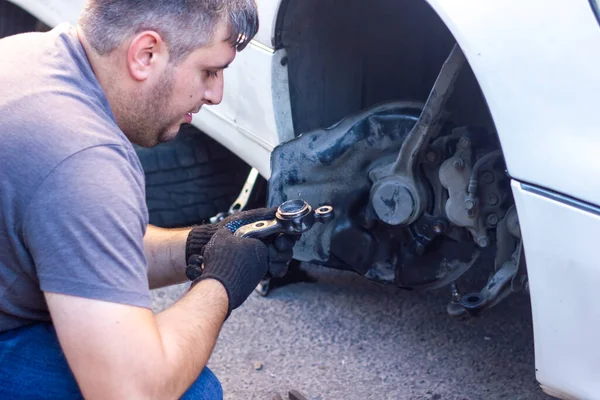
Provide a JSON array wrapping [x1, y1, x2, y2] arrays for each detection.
[[144, 207, 280, 289], [22, 147, 274, 398], [45, 278, 228, 400], [45, 226, 270, 400], [144, 224, 190, 289]]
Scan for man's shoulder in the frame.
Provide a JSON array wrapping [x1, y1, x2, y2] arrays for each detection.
[[0, 22, 128, 165], [2, 99, 139, 179]]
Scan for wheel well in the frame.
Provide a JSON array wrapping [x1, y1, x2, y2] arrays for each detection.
[[279, 0, 495, 136]]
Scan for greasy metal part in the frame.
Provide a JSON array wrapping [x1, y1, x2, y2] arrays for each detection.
[[401, 249, 481, 291], [268, 100, 515, 303], [506, 206, 521, 239], [447, 206, 523, 317], [210, 167, 260, 223], [447, 281, 465, 316], [390, 44, 466, 175], [368, 44, 465, 226], [467, 150, 502, 202], [234, 200, 334, 239], [459, 241, 523, 316], [409, 214, 449, 255], [494, 206, 519, 270], [439, 135, 490, 248], [269, 102, 486, 289], [451, 282, 461, 302], [269, 101, 423, 268]]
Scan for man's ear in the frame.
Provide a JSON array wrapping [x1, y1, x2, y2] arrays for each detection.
[[126, 31, 168, 81]]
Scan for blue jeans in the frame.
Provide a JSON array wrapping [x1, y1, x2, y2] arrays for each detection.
[[0, 323, 223, 399]]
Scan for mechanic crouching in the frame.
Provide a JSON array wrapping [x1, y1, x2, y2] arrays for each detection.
[[0, 0, 292, 398]]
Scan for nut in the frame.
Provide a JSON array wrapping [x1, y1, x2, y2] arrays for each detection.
[[459, 137, 471, 149], [482, 171, 495, 183], [465, 199, 476, 210], [487, 214, 499, 226], [426, 151, 438, 163], [487, 194, 499, 206], [477, 237, 490, 248]]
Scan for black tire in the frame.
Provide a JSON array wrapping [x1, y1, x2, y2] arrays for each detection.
[[0, 1, 38, 38], [135, 124, 250, 228]]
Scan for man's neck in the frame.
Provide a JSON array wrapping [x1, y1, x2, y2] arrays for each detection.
[[76, 26, 126, 130]]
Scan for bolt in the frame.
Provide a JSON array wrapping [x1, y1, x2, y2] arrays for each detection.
[[487, 194, 499, 206], [487, 214, 499, 226], [477, 237, 490, 248], [451, 282, 461, 302], [465, 199, 476, 210], [459, 137, 471, 149], [433, 223, 444, 234], [453, 159, 465, 170], [482, 171, 495, 183], [426, 151, 438, 163]]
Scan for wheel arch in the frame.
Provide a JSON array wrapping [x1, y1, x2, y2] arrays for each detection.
[[275, 0, 498, 144]]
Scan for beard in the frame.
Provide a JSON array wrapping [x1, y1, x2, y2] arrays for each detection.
[[119, 67, 180, 148]]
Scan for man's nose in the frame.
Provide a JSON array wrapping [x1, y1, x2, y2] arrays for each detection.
[[204, 74, 224, 105]]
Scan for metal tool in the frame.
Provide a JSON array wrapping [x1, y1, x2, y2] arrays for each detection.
[[186, 200, 334, 281], [210, 168, 260, 223], [233, 199, 334, 239]]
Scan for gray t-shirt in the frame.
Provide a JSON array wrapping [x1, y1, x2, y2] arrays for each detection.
[[0, 24, 151, 332]]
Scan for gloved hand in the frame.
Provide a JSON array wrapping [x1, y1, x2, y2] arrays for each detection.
[[186, 207, 298, 278], [194, 227, 269, 318], [185, 207, 278, 263]]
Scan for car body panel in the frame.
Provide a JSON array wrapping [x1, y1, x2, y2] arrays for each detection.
[[513, 181, 600, 399], [428, 0, 600, 208], [194, 43, 292, 177]]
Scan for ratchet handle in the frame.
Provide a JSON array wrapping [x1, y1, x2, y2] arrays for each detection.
[[233, 219, 283, 239]]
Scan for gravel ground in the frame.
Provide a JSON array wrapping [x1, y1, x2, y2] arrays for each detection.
[[152, 264, 553, 400]]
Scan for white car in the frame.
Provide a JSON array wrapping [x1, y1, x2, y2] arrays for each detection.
[[3, 0, 600, 398]]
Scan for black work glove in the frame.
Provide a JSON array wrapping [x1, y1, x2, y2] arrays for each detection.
[[185, 207, 278, 263], [195, 227, 269, 318], [186, 207, 299, 278]]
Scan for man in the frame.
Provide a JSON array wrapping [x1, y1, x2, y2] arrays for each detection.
[[0, 1, 294, 398]]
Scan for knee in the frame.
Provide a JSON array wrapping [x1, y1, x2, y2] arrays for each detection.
[[180, 367, 223, 400]]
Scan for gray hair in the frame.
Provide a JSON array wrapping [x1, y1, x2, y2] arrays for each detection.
[[78, 0, 258, 64]]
